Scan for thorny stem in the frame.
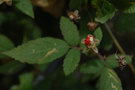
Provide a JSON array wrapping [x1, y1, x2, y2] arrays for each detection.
[[104, 23, 135, 76]]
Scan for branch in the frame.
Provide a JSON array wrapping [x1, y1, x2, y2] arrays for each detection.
[[104, 23, 135, 76]]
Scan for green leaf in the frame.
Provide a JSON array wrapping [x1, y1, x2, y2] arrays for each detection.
[[63, 48, 80, 75], [94, 27, 103, 45], [69, 0, 84, 10], [0, 34, 14, 59], [105, 54, 132, 68], [80, 60, 104, 74], [15, 0, 34, 18], [4, 37, 69, 64], [19, 72, 34, 90], [124, 4, 135, 13], [97, 67, 122, 90], [95, 1, 117, 23], [0, 61, 25, 75], [60, 16, 80, 46], [114, 13, 135, 32]]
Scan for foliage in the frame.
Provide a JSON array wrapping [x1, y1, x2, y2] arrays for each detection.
[[60, 16, 80, 46], [14, 0, 34, 18], [63, 48, 80, 75], [95, 1, 117, 23], [0, 34, 14, 59], [97, 67, 122, 90], [0, 0, 134, 89], [94, 27, 103, 45], [4, 37, 69, 64]]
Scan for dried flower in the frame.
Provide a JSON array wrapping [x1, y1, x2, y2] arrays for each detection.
[[115, 54, 127, 70], [87, 22, 97, 31], [67, 10, 80, 21]]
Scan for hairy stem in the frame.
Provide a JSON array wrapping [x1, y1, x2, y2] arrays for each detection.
[[104, 23, 135, 75]]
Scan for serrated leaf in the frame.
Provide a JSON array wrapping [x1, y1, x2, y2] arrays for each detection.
[[94, 27, 103, 45], [105, 54, 132, 68], [63, 48, 80, 75], [60, 16, 80, 46], [114, 13, 135, 32], [124, 4, 135, 13], [0, 61, 25, 75], [97, 67, 122, 90], [19, 72, 34, 90], [4, 37, 69, 64], [95, 1, 117, 23], [0, 34, 14, 59], [15, 0, 34, 18], [80, 60, 104, 74]]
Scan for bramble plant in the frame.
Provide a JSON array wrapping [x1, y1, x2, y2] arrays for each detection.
[[0, 0, 135, 90]]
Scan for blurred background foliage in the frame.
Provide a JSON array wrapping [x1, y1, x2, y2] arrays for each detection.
[[0, 0, 135, 90]]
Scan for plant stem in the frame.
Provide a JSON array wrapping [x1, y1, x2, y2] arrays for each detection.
[[104, 23, 125, 54], [91, 48, 107, 65], [104, 23, 135, 75], [70, 46, 82, 50], [97, 53, 107, 66]]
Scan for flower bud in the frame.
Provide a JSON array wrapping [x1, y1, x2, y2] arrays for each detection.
[[87, 22, 97, 31]]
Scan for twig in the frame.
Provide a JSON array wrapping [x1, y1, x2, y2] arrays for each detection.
[[104, 23, 135, 76], [91, 48, 107, 65], [70, 46, 82, 50]]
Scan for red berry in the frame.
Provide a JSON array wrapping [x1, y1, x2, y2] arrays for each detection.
[[85, 34, 95, 46]]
